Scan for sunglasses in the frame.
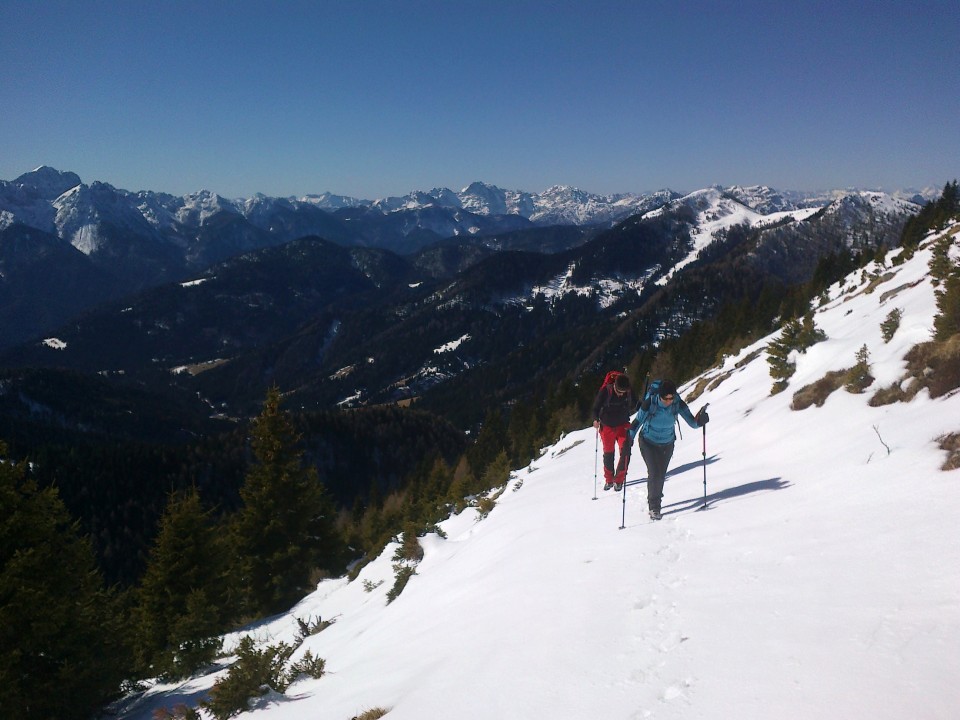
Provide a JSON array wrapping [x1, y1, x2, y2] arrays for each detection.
[[661, 394, 675, 402]]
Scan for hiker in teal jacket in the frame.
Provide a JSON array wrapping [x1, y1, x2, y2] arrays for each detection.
[[630, 379, 708, 520]]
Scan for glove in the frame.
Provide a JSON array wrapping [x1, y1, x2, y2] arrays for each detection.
[[627, 418, 640, 442], [696, 409, 710, 426]]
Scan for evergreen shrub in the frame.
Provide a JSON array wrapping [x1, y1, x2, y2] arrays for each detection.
[[767, 313, 827, 394], [287, 650, 326, 681], [386, 565, 417, 604], [845, 345, 875, 393], [200, 637, 294, 720], [880, 308, 903, 342]]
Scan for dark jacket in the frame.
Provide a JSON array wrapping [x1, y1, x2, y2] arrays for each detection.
[[592, 385, 637, 428]]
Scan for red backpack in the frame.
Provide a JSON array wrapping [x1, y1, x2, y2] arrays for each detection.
[[599, 370, 623, 391]]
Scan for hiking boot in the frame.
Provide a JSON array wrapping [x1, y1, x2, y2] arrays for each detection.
[[614, 482, 623, 492], [603, 482, 613, 491], [649, 509, 662, 521]]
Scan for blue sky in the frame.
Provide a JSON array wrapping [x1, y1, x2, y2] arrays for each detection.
[[1, 0, 957, 199]]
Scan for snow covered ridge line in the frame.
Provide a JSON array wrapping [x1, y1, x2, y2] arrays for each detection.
[[2, 166, 935, 237]]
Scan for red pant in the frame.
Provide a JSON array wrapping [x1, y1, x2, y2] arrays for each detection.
[[599, 423, 631, 484]]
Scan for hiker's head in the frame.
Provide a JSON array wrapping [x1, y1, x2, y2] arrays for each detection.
[[659, 379, 677, 402], [614, 374, 631, 395]]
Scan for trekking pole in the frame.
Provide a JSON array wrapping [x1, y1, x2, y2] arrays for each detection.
[[619, 435, 632, 529], [619, 473, 627, 529], [699, 403, 710, 510], [592, 426, 599, 500], [620, 373, 648, 529]]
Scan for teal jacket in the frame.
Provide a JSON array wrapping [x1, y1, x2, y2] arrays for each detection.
[[632, 395, 699, 446]]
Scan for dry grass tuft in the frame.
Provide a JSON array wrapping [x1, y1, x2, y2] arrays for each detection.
[[791, 370, 848, 410], [938, 433, 960, 471], [904, 335, 960, 399], [352, 708, 390, 720]]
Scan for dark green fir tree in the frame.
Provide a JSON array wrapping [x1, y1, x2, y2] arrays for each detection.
[[0, 442, 125, 720], [232, 388, 343, 617], [133, 486, 229, 679]]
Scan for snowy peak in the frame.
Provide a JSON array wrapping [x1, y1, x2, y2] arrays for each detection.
[[827, 190, 921, 217], [368, 181, 682, 226], [12, 165, 82, 200], [458, 181, 514, 215], [0, 166, 84, 233], [724, 184, 796, 214], [52, 182, 159, 254], [666, 186, 765, 232], [298, 192, 372, 210], [176, 190, 240, 225]]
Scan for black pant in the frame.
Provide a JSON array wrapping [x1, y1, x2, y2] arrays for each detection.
[[639, 437, 674, 513]]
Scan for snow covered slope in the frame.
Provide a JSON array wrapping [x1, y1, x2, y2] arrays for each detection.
[[115, 223, 960, 720]]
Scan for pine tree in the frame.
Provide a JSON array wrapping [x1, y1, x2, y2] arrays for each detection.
[[133, 487, 229, 679], [446, 455, 479, 511], [846, 344, 875, 393], [881, 307, 903, 343], [481, 450, 512, 490], [765, 312, 827, 394], [901, 180, 960, 248], [797, 311, 827, 348], [930, 230, 960, 341], [766, 318, 801, 393], [466, 408, 508, 477], [420, 457, 451, 524], [937, 180, 959, 226], [934, 261, 960, 341], [929, 235, 953, 286], [0, 442, 124, 720], [231, 388, 343, 617]]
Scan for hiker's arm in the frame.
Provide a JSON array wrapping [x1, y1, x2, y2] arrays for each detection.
[[591, 390, 605, 426], [679, 401, 699, 428], [631, 404, 648, 433]]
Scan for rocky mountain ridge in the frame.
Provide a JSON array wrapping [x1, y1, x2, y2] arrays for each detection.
[[2, 166, 932, 254]]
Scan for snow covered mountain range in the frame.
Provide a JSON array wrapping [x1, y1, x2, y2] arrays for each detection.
[[0, 166, 931, 257], [2, 166, 673, 251]]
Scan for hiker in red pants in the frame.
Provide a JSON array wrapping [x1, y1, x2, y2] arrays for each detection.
[[592, 372, 637, 492]]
